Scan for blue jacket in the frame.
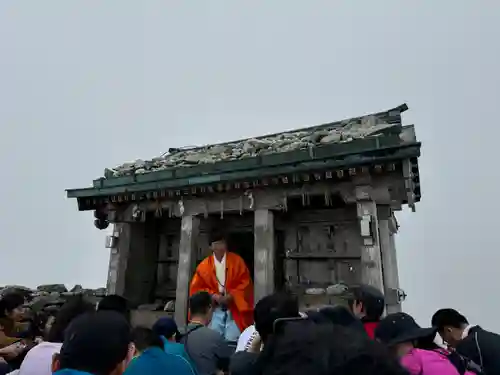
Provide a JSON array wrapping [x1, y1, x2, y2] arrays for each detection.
[[53, 370, 94, 375], [125, 347, 196, 375], [161, 336, 196, 366]]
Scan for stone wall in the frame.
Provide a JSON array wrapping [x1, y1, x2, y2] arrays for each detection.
[[0, 284, 106, 314]]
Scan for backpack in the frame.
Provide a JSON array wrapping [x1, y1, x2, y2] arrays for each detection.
[[436, 349, 484, 375]]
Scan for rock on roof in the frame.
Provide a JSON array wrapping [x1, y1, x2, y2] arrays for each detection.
[[105, 104, 407, 179]]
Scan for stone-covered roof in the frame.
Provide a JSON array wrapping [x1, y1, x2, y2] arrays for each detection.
[[66, 103, 421, 209], [105, 104, 409, 179]]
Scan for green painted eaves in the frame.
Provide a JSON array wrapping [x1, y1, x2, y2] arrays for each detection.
[[66, 136, 420, 200]]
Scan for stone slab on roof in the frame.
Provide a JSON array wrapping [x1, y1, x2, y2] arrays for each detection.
[[105, 104, 408, 179]]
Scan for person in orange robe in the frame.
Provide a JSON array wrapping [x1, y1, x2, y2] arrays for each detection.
[[189, 232, 254, 342]]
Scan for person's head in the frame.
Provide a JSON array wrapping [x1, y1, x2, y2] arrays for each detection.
[[331, 284, 385, 320], [0, 293, 25, 322], [257, 319, 407, 375], [46, 295, 95, 343], [152, 317, 180, 342], [254, 292, 300, 343], [431, 308, 469, 348], [53, 311, 133, 375], [97, 295, 130, 323], [306, 305, 367, 335], [210, 231, 228, 260], [131, 327, 163, 356], [189, 291, 213, 324], [375, 312, 437, 358]]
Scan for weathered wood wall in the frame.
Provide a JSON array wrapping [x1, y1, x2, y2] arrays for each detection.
[[280, 208, 361, 288], [107, 221, 158, 306], [107, 174, 405, 315], [155, 219, 181, 301], [148, 207, 368, 313]]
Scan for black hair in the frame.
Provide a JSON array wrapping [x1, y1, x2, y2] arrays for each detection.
[[431, 308, 469, 330], [209, 230, 226, 244], [254, 292, 299, 343], [314, 305, 367, 335], [416, 334, 441, 350], [189, 291, 213, 316], [58, 311, 131, 375], [97, 295, 130, 323], [46, 295, 95, 343], [0, 293, 25, 318], [131, 327, 164, 352], [348, 285, 385, 321], [257, 320, 407, 375]]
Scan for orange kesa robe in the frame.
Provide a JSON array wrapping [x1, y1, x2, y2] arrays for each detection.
[[189, 251, 254, 332]]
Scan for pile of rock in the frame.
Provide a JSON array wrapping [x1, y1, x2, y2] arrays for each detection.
[[104, 113, 401, 178], [0, 284, 107, 314]]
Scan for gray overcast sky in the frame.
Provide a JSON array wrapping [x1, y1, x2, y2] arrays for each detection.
[[1, 1, 499, 329]]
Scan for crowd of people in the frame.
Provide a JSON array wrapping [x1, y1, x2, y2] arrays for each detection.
[[1, 287, 499, 375], [0, 233, 499, 375]]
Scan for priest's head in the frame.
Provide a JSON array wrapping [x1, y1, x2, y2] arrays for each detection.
[[210, 231, 228, 260]]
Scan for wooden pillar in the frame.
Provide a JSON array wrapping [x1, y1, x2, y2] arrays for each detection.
[[377, 206, 401, 314], [174, 215, 200, 326], [109, 223, 132, 296], [106, 248, 120, 295], [356, 186, 384, 292], [389, 234, 400, 292], [106, 224, 118, 294], [254, 209, 275, 304], [387, 217, 402, 313]]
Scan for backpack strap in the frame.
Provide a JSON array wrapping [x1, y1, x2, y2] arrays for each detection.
[[183, 324, 204, 367], [435, 348, 484, 375], [185, 323, 204, 337]]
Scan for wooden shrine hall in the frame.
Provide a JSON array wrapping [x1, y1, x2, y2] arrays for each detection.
[[66, 103, 422, 324]]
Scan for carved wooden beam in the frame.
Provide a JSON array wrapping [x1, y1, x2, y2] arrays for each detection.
[[109, 177, 398, 223]]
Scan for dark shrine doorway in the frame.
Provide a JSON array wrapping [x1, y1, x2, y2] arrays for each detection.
[[206, 211, 256, 280], [227, 231, 255, 280]]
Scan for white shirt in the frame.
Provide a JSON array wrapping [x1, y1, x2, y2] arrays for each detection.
[[213, 253, 226, 294], [19, 342, 63, 375], [236, 325, 257, 352]]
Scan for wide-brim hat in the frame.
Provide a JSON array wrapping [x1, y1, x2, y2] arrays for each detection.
[[375, 312, 437, 347]]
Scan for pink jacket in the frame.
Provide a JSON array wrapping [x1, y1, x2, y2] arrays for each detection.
[[401, 348, 475, 375]]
